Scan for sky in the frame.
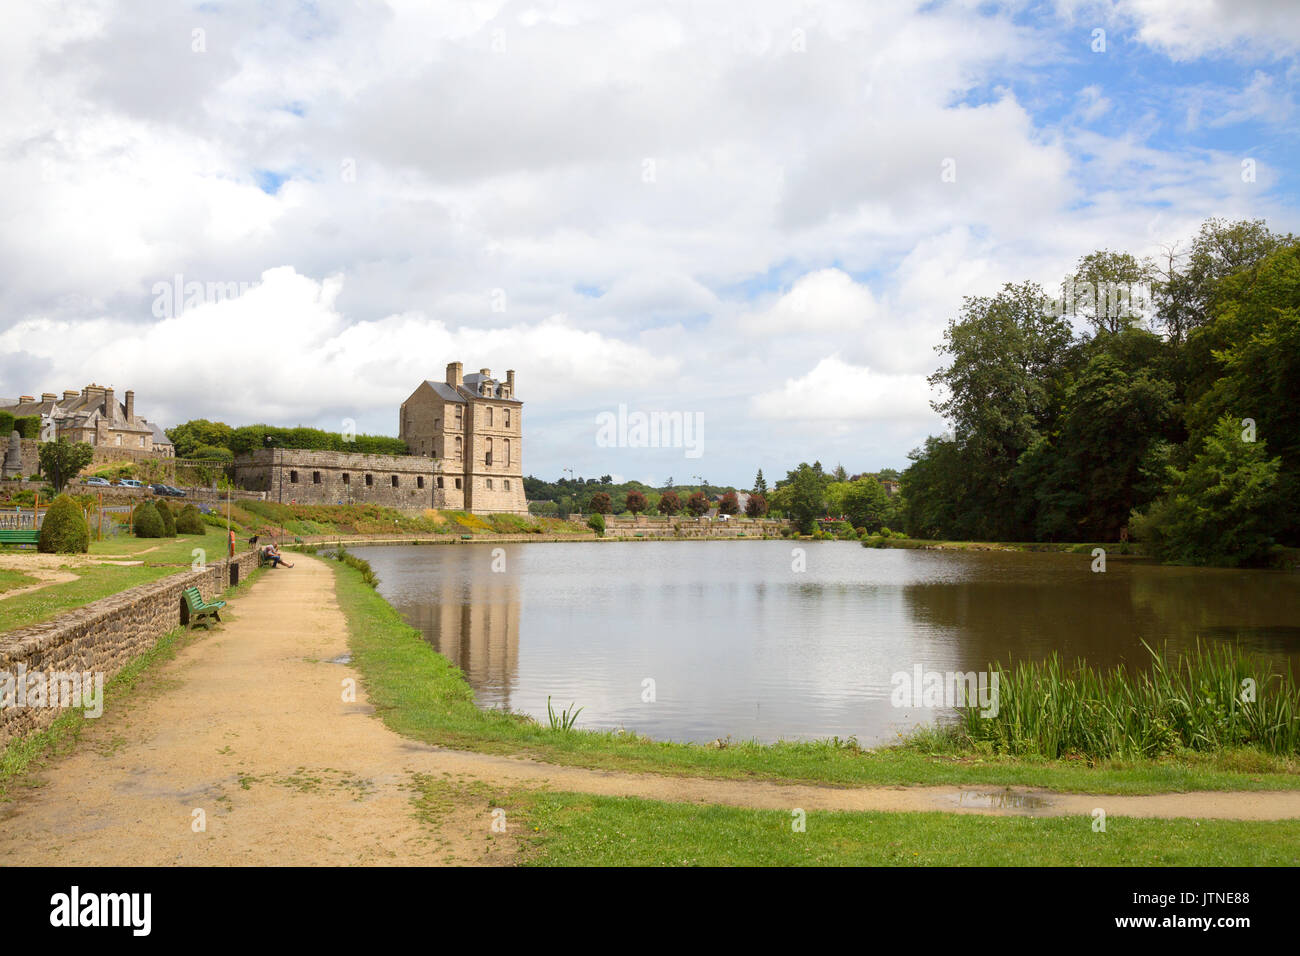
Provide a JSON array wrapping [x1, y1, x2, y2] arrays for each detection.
[[0, 0, 1296, 487]]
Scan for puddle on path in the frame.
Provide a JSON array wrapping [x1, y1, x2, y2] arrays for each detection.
[[946, 789, 1052, 811]]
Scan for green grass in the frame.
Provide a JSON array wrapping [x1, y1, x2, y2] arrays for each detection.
[[331, 559, 1300, 794], [0, 569, 38, 595], [514, 790, 1300, 866], [0, 565, 265, 799], [0, 527, 229, 633]]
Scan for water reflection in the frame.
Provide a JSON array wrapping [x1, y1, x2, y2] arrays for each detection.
[[358, 542, 1300, 745]]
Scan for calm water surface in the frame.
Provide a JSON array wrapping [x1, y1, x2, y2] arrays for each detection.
[[357, 541, 1300, 745]]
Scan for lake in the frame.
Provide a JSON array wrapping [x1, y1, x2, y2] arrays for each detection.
[[356, 541, 1300, 745]]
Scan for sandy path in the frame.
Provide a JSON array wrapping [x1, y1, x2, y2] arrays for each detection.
[[0, 568, 79, 601], [2, 557, 1298, 869]]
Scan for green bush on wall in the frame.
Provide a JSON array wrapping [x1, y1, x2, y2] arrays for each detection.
[[38, 494, 90, 554], [132, 501, 165, 538]]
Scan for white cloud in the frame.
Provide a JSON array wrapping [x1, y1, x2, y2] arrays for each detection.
[[751, 357, 935, 423]]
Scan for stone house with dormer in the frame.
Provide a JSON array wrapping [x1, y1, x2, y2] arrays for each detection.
[[399, 363, 526, 514], [0, 384, 173, 456]]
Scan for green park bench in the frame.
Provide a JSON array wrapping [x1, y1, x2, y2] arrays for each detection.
[[182, 586, 226, 630], [0, 529, 41, 548]]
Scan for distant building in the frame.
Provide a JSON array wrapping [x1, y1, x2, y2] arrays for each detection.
[[398, 363, 526, 514], [230, 361, 527, 515], [880, 479, 900, 497], [0, 384, 173, 456]]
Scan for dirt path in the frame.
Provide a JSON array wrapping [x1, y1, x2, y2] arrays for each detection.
[[0, 568, 79, 601], [2, 556, 1298, 868]]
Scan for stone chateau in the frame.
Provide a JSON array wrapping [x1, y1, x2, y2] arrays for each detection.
[[232, 363, 527, 515]]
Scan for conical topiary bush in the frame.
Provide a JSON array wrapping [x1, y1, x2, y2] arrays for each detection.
[[132, 500, 164, 538], [38, 493, 90, 554], [154, 498, 177, 537]]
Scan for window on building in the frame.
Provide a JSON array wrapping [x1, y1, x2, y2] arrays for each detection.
[[365, 474, 373, 487], [313, 471, 321, 484], [138, 436, 145, 448], [455, 405, 463, 425], [487, 407, 494, 427], [504, 480, 511, 491], [486, 438, 493, 465], [417, 476, 425, 489], [505, 408, 511, 428], [486, 478, 493, 490], [391, 475, 399, 488], [434, 418, 440, 431], [504, 439, 511, 467], [436, 477, 444, 489], [455, 436, 462, 461], [115, 435, 122, 446], [342, 473, 350, 485], [455, 477, 462, 490], [289, 470, 299, 483]]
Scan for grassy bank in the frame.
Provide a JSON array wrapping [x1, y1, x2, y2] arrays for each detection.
[[0, 527, 231, 633], [0, 564, 265, 799], [330, 558, 1300, 794], [512, 790, 1300, 866], [232, 500, 589, 539]]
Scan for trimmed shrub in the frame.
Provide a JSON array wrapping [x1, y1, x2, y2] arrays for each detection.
[[132, 501, 165, 538], [153, 498, 177, 537], [587, 513, 605, 537], [175, 503, 206, 534], [38, 494, 90, 554]]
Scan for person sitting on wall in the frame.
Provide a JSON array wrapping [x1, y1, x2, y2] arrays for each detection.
[[262, 543, 294, 568]]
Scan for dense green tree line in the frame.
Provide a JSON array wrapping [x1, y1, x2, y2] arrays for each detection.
[[902, 217, 1298, 566], [166, 419, 409, 458]]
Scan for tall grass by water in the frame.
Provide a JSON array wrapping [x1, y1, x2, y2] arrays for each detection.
[[960, 642, 1300, 759]]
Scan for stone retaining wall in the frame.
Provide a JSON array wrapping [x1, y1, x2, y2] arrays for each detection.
[[0, 548, 260, 746]]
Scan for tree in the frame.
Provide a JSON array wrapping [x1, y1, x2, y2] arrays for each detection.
[[38, 494, 89, 554], [745, 492, 768, 518], [1063, 249, 1154, 335], [841, 477, 890, 532], [587, 513, 605, 536], [753, 469, 767, 494], [832, 463, 849, 482], [1131, 415, 1281, 566], [132, 501, 165, 538], [589, 492, 612, 515], [718, 491, 739, 515], [175, 503, 206, 534], [625, 490, 647, 515], [775, 463, 829, 533], [686, 491, 709, 517], [927, 281, 1078, 539], [1154, 218, 1290, 346], [37, 438, 94, 493], [658, 491, 681, 516]]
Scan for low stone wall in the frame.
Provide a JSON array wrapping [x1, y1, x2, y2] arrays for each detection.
[[0, 548, 260, 746]]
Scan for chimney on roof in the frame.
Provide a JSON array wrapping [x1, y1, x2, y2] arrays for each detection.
[[506, 369, 515, 393], [63, 390, 78, 401], [125, 390, 135, 422], [19, 395, 34, 403], [41, 392, 56, 402], [104, 388, 115, 423], [480, 368, 491, 378], [446, 362, 463, 387]]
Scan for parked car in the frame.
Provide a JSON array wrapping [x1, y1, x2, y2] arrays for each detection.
[[83, 476, 111, 487], [118, 479, 144, 488]]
